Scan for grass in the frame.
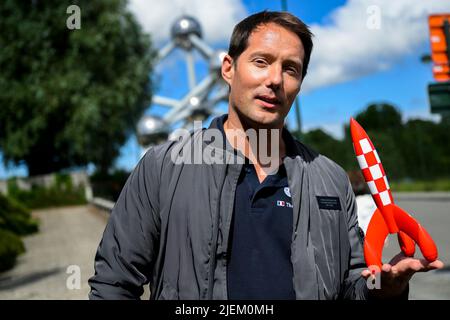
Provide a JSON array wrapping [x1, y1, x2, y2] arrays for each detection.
[[390, 179, 450, 192]]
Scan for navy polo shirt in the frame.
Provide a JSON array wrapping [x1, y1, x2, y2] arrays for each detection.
[[226, 159, 296, 300]]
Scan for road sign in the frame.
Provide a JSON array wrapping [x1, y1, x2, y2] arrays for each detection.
[[428, 82, 450, 114], [429, 14, 450, 82]]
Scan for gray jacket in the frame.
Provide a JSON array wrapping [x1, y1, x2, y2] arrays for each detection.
[[89, 115, 370, 300]]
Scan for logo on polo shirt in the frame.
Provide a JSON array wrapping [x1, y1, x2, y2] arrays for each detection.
[[284, 187, 291, 197], [277, 200, 293, 208]]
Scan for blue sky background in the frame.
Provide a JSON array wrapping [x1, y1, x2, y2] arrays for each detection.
[[0, 0, 447, 178]]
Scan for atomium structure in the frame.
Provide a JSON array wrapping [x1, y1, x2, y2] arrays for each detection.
[[137, 15, 229, 147]]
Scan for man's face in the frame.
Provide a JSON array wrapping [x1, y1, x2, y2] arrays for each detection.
[[222, 22, 305, 129]]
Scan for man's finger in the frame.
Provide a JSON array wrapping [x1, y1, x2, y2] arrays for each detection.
[[414, 259, 444, 272], [361, 269, 371, 278], [381, 263, 392, 274], [361, 259, 444, 280]]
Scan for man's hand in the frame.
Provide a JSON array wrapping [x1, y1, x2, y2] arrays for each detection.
[[361, 252, 444, 299]]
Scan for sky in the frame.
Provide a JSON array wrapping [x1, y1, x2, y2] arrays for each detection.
[[1, 0, 450, 178]]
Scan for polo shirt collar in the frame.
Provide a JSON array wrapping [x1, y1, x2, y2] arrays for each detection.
[[206, 113, 300, 159]]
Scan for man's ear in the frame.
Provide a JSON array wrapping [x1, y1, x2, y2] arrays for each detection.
[[221, 54, 234, 85]]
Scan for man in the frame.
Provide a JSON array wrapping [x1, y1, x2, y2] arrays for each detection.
[[89, 11, 443, 300]]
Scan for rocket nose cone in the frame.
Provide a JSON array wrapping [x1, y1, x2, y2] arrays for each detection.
[[350, 118, 358, 138], [350, 118, 357, 132], [350, 117, 366, 140], [350, 117, 360, 129]]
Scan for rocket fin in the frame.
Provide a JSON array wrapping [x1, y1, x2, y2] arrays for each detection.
[[393, 204, 438, 262], [364, 208, 389, 268], [397, 231, 416, 257]]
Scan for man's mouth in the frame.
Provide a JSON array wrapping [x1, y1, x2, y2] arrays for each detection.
[[255, 95, 282, 108]]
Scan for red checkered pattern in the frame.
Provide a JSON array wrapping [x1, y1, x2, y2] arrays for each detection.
[[353, 138, 393, 207]]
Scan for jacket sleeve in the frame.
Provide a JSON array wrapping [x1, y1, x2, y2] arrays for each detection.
[[88, 147, 161, 299], [339, 178, 371, 300]]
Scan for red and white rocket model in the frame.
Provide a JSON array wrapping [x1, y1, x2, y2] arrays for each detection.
[[350, 118, 438, 268]]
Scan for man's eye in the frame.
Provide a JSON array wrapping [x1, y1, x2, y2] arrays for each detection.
[[285, 67, 299, 76], [254, 59, 267, 66]]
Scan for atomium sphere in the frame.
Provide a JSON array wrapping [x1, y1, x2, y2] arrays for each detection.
[[171, 15, 202, 49], [189, 96, 201, 108], [187, 108, 211, 122], [209, 49, 227, 75], [136, 115, 169, 146]]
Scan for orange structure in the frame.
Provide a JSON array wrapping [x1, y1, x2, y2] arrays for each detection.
[[429, 14, 450, 81]]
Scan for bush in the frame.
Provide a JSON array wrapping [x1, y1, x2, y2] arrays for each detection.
[[7, 174, 87, 209], [0, 229, 25, 272], [0, 192, 38, 272], [390, 179, 450, 192], [90, 169, 130, 201], [0, 193, 38, 235]]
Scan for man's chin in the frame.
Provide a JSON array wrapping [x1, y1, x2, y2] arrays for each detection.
[[247, 111, 284, 129]]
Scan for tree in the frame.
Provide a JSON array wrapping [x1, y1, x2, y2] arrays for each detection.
[[354, 102, 402, 132], [401, 119, 450, 179], [349, 103, 406, 179], [299, 128, 353, 169], [368, 130, 407, 180], [0, 0, 155, 175]]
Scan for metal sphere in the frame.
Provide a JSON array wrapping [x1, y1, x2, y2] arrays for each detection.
[[188, 108, 211, 122], [189, 96, 200, 107], [136, 115, 169, 146], [187, 96, 210, 121], [171, 16, 202, 49]]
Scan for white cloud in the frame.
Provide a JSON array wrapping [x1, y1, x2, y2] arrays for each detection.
[[128, 0, 247, 45], [302, 0, 450, 92]]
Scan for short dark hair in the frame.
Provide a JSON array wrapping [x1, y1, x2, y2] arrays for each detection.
[[228, 11, 314, 80]]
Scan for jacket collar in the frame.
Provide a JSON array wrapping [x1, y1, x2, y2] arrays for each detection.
[[206, 113, 302, 160]]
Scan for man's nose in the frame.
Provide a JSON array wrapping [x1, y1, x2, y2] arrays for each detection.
[[265, 64, 283, 89]]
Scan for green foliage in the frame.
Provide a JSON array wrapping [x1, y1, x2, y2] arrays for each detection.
[[0, 192, 38, 235], [0, 193, 37, 272], [390, 179, 450, 192], [0, 229, 25, 272], [7, 174, 87, 209], [365, 130, 407, 180], [301, 128, 352, 169], [0, 0, 155, 176], [90, 169, 130, 201], [399, 119, 450, 179], [297, 102, 450, 190], [354, 103, 402, 132]]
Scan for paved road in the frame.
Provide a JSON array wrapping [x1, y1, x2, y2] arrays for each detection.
[[357, 192, 450, 299], [0, 205, 151, 300], [382, 193, 450, 299], [0, 206, 108, 299], [0, 193, 448, 300]]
